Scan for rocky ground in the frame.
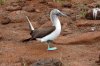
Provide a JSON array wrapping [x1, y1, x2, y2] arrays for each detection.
[[0, 0, 100, 66]]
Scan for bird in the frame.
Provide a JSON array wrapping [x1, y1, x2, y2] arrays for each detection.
[[92, 8, 100, 19], [85, 8, 100, 20], [23, 9, 67, 50]]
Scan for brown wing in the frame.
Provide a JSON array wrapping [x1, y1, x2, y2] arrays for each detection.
[[30, 26, 55, 39], [97, 11, 100, 20]]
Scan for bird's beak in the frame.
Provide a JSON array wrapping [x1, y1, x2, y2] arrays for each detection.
[[60, 12, 66, 16], [60, 12, 70, 17]]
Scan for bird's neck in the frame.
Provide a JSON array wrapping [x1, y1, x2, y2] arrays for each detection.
[[50, 14, 61, 29]]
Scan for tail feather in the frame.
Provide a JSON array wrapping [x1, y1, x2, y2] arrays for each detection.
[[26, 16, 34, 31]]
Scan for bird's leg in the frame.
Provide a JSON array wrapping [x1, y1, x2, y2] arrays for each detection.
[[47, 40, 57, 51], [47, 40, 53, 48]]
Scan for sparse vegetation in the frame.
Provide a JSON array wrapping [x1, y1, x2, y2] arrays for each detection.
[[53, 0, 62, 2], [0, 0, 5, 5], [79, 11, 87, 19], [77, 4, 88, 18]]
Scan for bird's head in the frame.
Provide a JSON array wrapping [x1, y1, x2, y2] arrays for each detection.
[[51, 9, 69, 16]]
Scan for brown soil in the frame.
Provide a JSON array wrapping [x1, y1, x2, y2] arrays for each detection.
[[0, 0, 100, 66]]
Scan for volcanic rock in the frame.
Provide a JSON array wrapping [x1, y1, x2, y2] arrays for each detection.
[[71, 0, 94, 4], [5, 0, 26, 6], [47, 2, 61, 8], [62, 2, 72, 8], [40, 0, 48, 4], [8, 10, 34, 23], [0, 16, 11, 25], [87, 3, 97, 8], [62, 8, 75, 15], [30, 59, 63, 66], [95, 55, 100, 65], [6, 5, 22, 11], [22, 5, 35, 12]]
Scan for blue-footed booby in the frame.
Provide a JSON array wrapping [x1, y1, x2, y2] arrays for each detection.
[[93, 8, 100, 19], [23, 9, 67, 50]]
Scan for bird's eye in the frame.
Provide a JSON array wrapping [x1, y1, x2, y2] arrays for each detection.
[[56, 13, 61, 16]]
